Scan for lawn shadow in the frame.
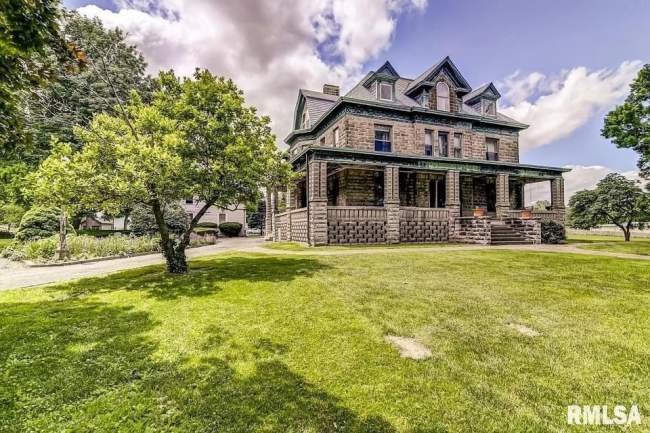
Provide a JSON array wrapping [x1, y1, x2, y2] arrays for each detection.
[[62, 254, 331, 300], [0, 297, 394, 432]]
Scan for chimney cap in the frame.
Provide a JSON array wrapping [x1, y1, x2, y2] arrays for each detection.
[[322, 84, 340, 96]]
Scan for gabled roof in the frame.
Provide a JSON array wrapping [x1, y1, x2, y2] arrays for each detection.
[[293, 88, 339, 130], [375, 60, 399, 77], [405, 56, 471, 95], [463, 82, 501, 105]]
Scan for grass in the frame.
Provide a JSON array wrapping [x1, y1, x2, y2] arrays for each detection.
[[567, 232, 650, 255], [0, 238, 12, 250], [1, 250, 649, 432]]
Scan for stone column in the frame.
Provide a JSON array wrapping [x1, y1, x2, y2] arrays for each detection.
[[496, 173, 510, 219], [264, 187, 274, 241], [384, 165, 400, 244], [270, 189, 278, 241], [551, 176, 566, 223], [308, 160, 328, 246], [445, 170, 461, 241]]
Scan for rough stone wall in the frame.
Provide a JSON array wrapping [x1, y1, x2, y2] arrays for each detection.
[[327, 207, 387, 244], [451, 217, 491, 244], [503, 218, 541, 244], [399, 208, 449, 243], [337, 169, 381, 206], [340, 114, 518, 163], [274, 213, 290, 241], [290, 209, 309, 243]]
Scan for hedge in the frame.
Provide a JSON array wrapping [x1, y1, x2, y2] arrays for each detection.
[[219, 222, 242, 237], [541, 220, 566, 244]]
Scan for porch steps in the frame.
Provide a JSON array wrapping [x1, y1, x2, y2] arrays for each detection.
[[490, 224, 533, 245]]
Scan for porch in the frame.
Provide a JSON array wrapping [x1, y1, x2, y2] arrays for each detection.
[[268, 151, 567, 246]]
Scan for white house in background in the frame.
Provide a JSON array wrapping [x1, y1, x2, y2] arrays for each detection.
[[181, 198, 248, 236]]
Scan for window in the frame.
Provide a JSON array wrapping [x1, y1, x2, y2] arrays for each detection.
[[333, 127, 340, 147], [185, 197, 193, 204], [373, 171, 384, 206], [486, 137, 498, 160], [438, 132, 449, 157], [374, 125, 392, 152], [429, 178, 446, 208], [483, 99, 496, 116], [219, 213, 227, 224], [379, 82, 393, 101], [424, 130, 433, 156], [436, 81, 450, 111], [301, 110, 310, 129], [453, 133, 462, 158], [421, 91, 429, 108]]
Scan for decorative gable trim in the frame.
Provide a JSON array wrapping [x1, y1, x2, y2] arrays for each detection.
[[376, 61, 399, 77], [464, 82, 501, 105], [405, 56, 471, 96]]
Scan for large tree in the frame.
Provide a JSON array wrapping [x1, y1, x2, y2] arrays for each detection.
[[73, 70, 291, 273], [568, 173, 650, 241], [0, 0, 62, 145], [602, 64, 650, 180]]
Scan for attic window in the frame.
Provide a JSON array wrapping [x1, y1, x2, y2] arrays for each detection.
[[436, 82, 449, 111], [301, 111, 310, 129], [379, 82, 393, 101], [483, 99, 496, 116]]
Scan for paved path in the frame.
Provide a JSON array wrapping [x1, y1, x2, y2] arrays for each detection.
[[1, 239, 647, 291]]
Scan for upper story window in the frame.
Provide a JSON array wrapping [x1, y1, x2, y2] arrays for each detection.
[[378, 82, 393, 101], [436, 82, 450, 111], [453, 133, 462, 158], [486, 137, 499, 161], [421, 91, 429, 108], [185, 198, 193, 204], [333, 127, 340, 147], [424, 130, 433, 156], [301, 110, 310, 129], [374, 125, 392, 152], [483, 99, 496, 116], [438, 131, 449, 157]]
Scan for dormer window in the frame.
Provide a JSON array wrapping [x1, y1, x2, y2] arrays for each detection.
[[378, 82, 393, 101], [436, 82, 449, 111], [420, 91, 429, 108], [301, 110, 310, 129]]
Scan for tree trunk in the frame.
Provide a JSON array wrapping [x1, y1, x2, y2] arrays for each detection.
[[57, 211, 69, 261], [163, 242, 188, 274], [152, 200, 189, 274], [624, 228, 631, 242]]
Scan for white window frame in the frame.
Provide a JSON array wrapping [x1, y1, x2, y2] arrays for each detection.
[[483, 99, 496, 116], [453, 133, 462, 158], [436, 81, 450, 112], [378, 82, 393, 101], [424, 130, 433, 156]]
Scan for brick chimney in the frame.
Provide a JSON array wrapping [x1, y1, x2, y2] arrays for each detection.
[[322, 84, 340, 96]]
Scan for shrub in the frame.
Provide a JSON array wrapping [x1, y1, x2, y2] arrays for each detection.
[[77, 229, 131, 238], [219, 222, 242, 237], [0, 231, 13, 239], [541, 220, 566, 244], [15, 207, 61, 241], [195, 221, 219, 228], [130, 203, 188, 236]]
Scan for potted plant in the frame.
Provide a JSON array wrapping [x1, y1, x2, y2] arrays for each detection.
[[521, 208, 533, 219], [473, 207, 486, 218]]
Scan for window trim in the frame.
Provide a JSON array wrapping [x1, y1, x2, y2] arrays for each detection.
[[453, 133, 462, 158], [436, 81, 450, 112], [333, 127, 340, 147], [483, 99, 496, 116], [378, 82, 393, 101], [374, 124, 392, 153], [437, 131, 449, 157], [485, 137, 499, 161], [424, 129, 433, 156], [301, 110, 310, 129]]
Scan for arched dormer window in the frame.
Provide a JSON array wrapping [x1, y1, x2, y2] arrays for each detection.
[[436, 81, 450, 112], [301, 110, 310, 129]]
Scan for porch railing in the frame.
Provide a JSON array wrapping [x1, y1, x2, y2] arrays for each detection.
[[400, 207, 449, 221], [327, 206, 387, 221], [505, 209, 562, 221]]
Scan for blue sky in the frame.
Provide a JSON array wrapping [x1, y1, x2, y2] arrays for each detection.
[[67, 0, 647, 196]]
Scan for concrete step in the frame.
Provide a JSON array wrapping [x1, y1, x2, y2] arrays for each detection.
[[491, 240, 535, 245]]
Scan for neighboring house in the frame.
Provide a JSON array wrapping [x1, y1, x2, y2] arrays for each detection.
[[79, 215, 116, 231], [181, 199, 247, 236], [270, 56, 569, 246]]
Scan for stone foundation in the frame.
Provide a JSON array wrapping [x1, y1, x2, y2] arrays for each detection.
[[451, 217, 491, 244], [502, 218, 541, 244]]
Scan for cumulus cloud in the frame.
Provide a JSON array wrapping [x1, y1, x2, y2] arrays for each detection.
[[525, 165, 643, 205], [77, 0, 426, 145], [499, 61, 643, 151]]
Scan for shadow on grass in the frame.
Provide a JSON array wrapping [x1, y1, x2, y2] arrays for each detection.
[[0, 298, 394, 433], [62, 254, 331, 300]]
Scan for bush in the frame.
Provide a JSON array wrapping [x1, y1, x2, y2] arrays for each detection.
[[15, 207, 61, 241], [2, 234, 162, 262], [130, 203, 188, 236], [77, 229, 131, 238], [0, 231, 13, 239], [195, 221, 219, 228], [541, 220, 566, 244], [219, 222, 242, 237], [193, 227, 219, 235]]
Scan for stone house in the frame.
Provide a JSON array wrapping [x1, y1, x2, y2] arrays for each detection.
[[268, 57, 568, 246]]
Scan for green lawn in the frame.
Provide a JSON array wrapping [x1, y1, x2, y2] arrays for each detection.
[[1, 250, 649, 432], [0, 238, 13, 250], [568, 232, 650, 255]]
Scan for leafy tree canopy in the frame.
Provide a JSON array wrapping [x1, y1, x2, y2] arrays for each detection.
[[72, 69, 291, 272], [568, 173, 650, 241], [602, 64, 650, 180]]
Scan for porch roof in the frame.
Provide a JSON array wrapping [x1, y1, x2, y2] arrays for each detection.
[[291, 146, 570, 179]]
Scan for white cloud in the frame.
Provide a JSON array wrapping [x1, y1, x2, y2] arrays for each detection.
[[77, 0, 426, 146], [499, 61, 642, 151], [525, 165, 643, 205]]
